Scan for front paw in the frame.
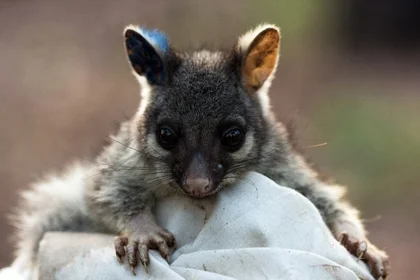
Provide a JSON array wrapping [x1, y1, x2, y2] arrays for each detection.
[[114, 226, 175, 275], [338, 232, 390, 279]]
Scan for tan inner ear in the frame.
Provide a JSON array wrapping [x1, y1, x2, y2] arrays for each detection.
[[243, 28, 280, 90]]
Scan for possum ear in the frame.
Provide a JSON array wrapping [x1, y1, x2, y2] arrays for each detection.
[[124, 26, 170, 85], [236, 24, 280, 91]]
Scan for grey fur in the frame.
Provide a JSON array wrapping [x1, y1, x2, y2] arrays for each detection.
[[10, 24, 387, 279]]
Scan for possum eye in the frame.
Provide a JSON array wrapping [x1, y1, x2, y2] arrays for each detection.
[[157, 127, 178, 149], [221, 128, 244, 151]]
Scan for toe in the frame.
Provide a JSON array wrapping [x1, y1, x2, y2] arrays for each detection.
[[114, 236, 128, 263], [382, 256, 390, 279], [127, 242, 139, 275], [364, 247, 390, 279], [338, 232, 349, 245], [139, 243, 150, 268], [159, 229, 175, 247], [155, 238, 171, 260], [338, 233, 359, 256]]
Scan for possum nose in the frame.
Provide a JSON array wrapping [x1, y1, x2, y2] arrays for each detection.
[[185, 177, 210, 196]]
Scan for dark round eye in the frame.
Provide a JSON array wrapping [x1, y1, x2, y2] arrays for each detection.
[[157, 127, 178, 149], [221, 128, 244, 151]]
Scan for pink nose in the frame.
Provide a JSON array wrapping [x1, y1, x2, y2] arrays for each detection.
[[185, 177, 210, 196]]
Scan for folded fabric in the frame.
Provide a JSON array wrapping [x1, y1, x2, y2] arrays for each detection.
[[0, 172, 373, 280]]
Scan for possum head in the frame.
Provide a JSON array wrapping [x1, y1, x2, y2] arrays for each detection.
[[124, 24, 280, 198]]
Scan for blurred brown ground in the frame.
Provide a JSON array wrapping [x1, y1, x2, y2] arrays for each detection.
[[0, 0, 419, 278]]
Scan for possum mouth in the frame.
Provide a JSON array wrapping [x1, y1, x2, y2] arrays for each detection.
[[179, 185, 222, 199]]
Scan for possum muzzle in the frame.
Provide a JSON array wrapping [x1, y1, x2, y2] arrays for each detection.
[[180, 152, 224, 198]]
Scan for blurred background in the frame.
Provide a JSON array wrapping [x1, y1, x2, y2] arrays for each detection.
[[0, 0, 419, 278]]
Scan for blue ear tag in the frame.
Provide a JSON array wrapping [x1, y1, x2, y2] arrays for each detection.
[[125, 29, 167, 85], [140, 28, 169, 53]]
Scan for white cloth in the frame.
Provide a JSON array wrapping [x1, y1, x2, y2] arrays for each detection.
[[0, 172, 373, 280]]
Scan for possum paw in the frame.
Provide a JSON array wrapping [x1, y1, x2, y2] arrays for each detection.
[[338, 232, 390, 279], [114, 226, 175, 275]]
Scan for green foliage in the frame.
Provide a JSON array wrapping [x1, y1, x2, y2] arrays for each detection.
[[312, 90, 420, 209], [246, 0, 328, 48]]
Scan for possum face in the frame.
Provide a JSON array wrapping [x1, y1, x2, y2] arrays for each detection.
[[124, 25, 280, 198]]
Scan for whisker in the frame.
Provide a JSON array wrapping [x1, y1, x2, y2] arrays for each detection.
[[223, 176, 256, 187], [305, 142, 328, 149], [106, 136, 169, 163], [144, 141, 171, 162], [60, 146, 167, 177]]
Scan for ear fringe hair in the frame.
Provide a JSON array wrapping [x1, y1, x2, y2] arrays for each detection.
[[237, 23, 280, 55], [124, 25, 169, 56]]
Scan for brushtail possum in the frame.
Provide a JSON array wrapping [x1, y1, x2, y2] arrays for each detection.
[[11, 24, 389, 279]]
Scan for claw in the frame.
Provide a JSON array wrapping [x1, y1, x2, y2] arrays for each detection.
[[143, 262, 149, 274], [130, 264, 136, 275], [357, 241, 367, 261], [114, 236, 128, 264], [336, 232, 389, 280], [357, 251, 364, 261], [114, 226, 175, 275], [339, 232, 348, 245]]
